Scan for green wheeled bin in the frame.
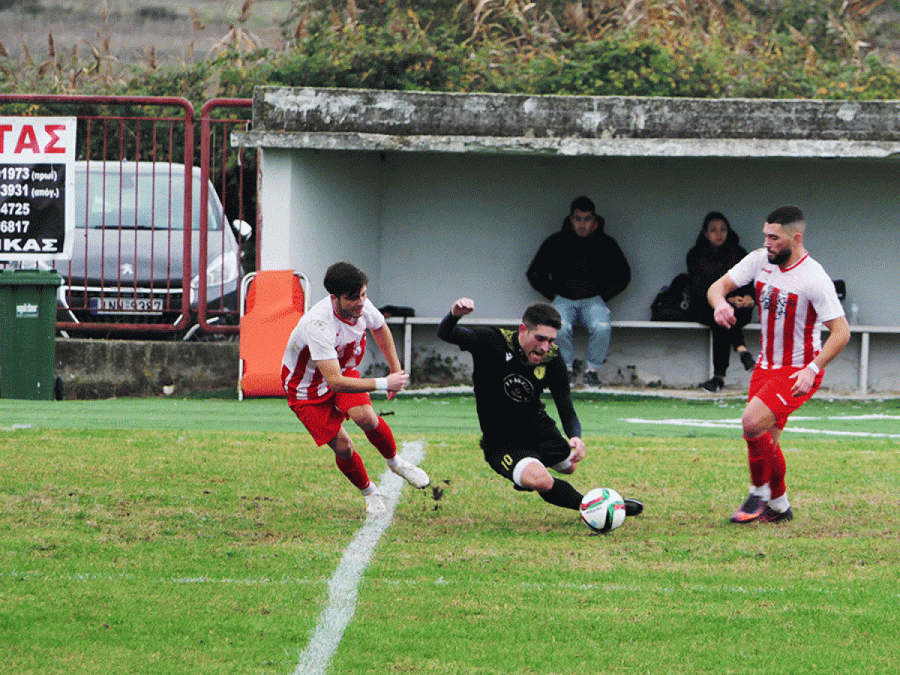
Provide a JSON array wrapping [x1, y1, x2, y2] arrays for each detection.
[[0, 269, 62, 400]]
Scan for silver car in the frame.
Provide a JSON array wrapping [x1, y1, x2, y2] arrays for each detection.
[[53, 161, 243, 338]]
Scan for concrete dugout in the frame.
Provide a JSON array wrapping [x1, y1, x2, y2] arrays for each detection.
[[235, 88, 900, 393]]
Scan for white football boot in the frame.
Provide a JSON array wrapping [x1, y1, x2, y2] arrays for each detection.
[[389, 456, 430, 489], [363, 490, 387, 514]]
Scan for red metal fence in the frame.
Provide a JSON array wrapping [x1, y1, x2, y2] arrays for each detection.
[[0, 94, 253, 340], [197, 98, 255, 338]]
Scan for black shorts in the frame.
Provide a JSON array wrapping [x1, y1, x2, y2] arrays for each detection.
[[479, 413, 572, 489]]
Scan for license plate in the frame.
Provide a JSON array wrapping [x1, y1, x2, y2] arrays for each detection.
[[90, 297, 165, 314]]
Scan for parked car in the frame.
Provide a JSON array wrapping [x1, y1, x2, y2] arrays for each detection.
[[51, 161, 244, 338]]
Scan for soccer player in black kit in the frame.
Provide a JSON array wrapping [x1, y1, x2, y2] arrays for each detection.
[[438, 297, 643, 519]]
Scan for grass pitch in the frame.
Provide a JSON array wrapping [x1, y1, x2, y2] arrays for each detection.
[[1, 393, 898, 674]]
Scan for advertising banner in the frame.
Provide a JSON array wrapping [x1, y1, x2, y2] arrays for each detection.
[[0, 117, 76, 261]]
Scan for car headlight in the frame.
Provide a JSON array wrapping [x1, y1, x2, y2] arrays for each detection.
[[190, 253, 240, 303]]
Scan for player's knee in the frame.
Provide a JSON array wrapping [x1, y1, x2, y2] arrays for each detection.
[[354, 417, 379, 432], [741, 412, 768, 439], [349, 406, 379, 431], [515, 458, 554, 491], [530, 473, 556, 492], [329, 431, 355, 458]]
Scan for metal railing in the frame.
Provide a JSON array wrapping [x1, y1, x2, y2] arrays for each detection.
[[197, 98, 254, 338], [0, 94, 254, 340]]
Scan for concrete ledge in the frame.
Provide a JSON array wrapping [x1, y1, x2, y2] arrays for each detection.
[[249, 88, 900, 140], [234, 88, 900, 158], [233, 130, 900, 158], [55, 339, 239, 399]]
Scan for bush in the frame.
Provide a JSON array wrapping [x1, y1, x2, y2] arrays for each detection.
[[523, 39, 726, 98], [0, 0, 898, 102]]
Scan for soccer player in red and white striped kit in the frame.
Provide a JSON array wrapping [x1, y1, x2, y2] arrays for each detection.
[[707, 206, 850, 524], [282, 262, 429, 515]]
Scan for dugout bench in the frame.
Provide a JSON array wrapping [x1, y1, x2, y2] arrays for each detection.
[[386, 317, 896, 395]]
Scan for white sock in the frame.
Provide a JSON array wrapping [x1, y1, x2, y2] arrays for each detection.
[[768, 494, 790, 512], [385, 455, 402, 470], [550, 453, 574, 472], [750, 483, 771, 501], [362, 484, 380, 496]]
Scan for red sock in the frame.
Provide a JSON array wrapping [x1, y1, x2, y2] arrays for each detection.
[[335, 451, 370, 490], [770, 444, 787, 499], [364, 417, 396, 460], [744, 432, 774, 488]]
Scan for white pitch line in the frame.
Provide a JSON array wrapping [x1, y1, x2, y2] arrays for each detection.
[[292, 440, 425, 675], [623, 418, 900, 438]]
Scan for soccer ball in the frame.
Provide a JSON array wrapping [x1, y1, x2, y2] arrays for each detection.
[[580, 487, 627, 533]]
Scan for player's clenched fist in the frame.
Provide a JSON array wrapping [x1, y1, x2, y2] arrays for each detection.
[[451, 297, 475, 317]]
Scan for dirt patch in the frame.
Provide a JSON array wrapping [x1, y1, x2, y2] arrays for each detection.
[[0, 0, 292, 65]]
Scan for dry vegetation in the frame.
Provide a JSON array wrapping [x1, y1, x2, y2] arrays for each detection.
[[0, 1, 898, 100], [0, 0, 292, 66]]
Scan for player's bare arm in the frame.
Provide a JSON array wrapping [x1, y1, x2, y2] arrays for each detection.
[[317, 358, 408, 393], [789, 315, 851, 395], [708, 274, 739, 327]]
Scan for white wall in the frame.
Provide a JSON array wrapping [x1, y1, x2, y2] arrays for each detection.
[[373, 152, 897, 325], [260, 148, 900, 392], [260, 148, 384, 302]]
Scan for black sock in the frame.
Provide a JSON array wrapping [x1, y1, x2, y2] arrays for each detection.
[[539, 478, 583, 511]]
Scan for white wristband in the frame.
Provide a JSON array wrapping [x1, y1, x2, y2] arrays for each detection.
[[807, 362, 820, 375], [374, 377, 389, 391]]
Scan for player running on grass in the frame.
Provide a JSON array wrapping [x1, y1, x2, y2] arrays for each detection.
[[282, 262, 429, 515], [438, 297, 643, 522], [708, 206, 850, 524]]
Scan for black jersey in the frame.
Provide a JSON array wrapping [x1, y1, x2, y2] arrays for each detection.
[[438, 313, 581, 442]]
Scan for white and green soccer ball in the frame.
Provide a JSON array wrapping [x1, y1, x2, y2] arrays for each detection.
[[579, 487, 627, 533]]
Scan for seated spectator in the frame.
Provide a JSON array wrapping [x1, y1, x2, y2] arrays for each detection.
[[686, 212, 756, 392], [526, 196, 631, 386]]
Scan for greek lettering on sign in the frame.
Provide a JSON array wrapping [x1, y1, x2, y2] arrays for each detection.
[[0, 117, 76, 262]]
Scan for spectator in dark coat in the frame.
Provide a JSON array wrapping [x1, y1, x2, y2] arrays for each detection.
[[687, 211, 756, 392], [527, 196, 631, 386]]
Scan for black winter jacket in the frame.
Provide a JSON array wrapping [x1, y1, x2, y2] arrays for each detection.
[[526, 215, 631, 302], [685, 229, 752, 310]]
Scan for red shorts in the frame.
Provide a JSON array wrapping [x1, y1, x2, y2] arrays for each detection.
[[747, 366, 823, 430], [288, 370, 372, 446]]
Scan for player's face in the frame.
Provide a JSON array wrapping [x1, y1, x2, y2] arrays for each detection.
[[333, 285, 367, 320], [570, 209, 598, 237], [518, 324, 557, 364], [704, 219, 728, 248], [763, 222, 793, 266]]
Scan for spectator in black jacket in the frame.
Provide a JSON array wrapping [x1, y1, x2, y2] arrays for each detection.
[[526, 196, 631, 386], [686, 211, 756, 392]]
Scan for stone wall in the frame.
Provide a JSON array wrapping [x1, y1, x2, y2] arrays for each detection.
[[55, 339, 239, 399]]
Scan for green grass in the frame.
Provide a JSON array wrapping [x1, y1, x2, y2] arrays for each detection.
[[1, 394, 899, 674]]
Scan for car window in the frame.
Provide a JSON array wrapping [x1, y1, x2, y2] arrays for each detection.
[[74, 166, 223, 232]]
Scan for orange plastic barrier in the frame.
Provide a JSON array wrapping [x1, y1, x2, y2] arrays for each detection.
[[238, 270, 308, 400]]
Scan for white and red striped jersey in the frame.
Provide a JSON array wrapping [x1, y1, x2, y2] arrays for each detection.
[[281, 296, 386, 402], [728, 248, 844, 370]]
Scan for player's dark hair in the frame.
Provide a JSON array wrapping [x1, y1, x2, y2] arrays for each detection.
[[569, 195, 596, 215], [324, 262, 368, 298], [766, 205, 804, 226], [522, 302, 562, 330]]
